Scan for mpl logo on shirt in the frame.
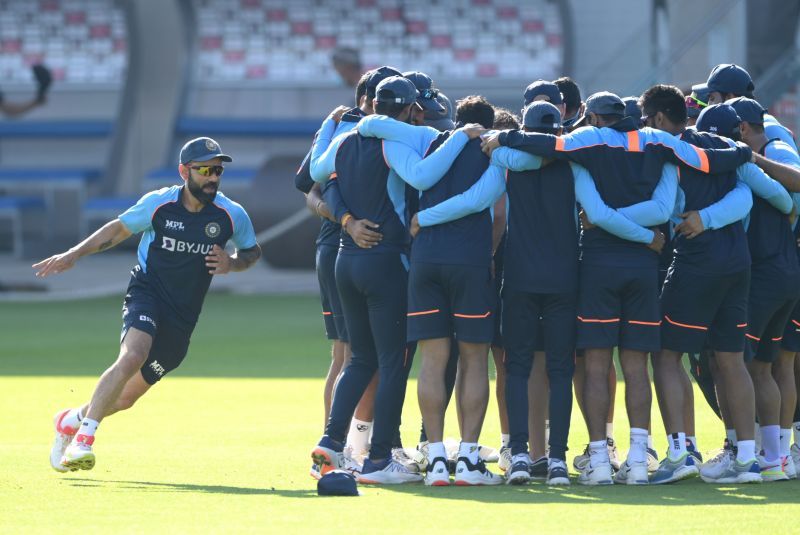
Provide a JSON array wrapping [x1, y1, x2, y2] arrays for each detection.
[[165, 219, 185, 231], [161, 236, 214, 255]]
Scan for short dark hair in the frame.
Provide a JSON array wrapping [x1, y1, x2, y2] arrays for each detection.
[[640, 84, 687, 125], [554, 77, 582, 116], [355, 72, 370, 107], [492, 107, 520, 129], [456, 95, 494, 129], [374, 101, 409, 118]]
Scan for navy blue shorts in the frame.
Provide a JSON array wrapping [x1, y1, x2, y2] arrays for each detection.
[[660, 267, 749, 354], [576, 264, 660, 352], [316, 244, 348, 342], [781, 301, 800, 352], [747, 270, 800, 363], [407, 262, 495, 344], [121, 278, 192, 385]]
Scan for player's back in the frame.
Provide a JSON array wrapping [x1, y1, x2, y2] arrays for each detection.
[[673, 129, 750, 275], [334, 131, 409, 254], [412, 136, 492, 267]]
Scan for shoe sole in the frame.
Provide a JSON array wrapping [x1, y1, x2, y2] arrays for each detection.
[[425, 478, 451, 487], [61, 454, 95, 471], [311, 448, 339, 476], [454, 479, 503, 486], [651, 466, 699, 485], [505, 472, 531, 485], [309, 469, 322, 481], [358, 477, 423, 485], [547, 477, 570, 486], [577, 479, 613, 486]]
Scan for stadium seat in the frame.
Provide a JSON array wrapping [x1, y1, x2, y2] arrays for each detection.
[[80, 196, 140, 237], [142, 167, 258, 193], [0, 196, 46, 258]]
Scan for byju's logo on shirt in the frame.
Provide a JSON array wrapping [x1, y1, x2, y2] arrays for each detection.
[[165, 220, 185, 231], [161, 236, 214, 255]]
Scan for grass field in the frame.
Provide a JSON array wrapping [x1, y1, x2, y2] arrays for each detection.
[[2, 293, 799, 534]]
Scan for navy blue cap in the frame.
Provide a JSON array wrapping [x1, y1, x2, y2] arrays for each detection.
[[573, 91, 625, 127], [523, 101, 561, 130], [179, 137, 232, 164], [706, 64, 754, 97], [365, 66, 403, 98], [424, 92, 455, 131], [686, 83, 711, 119], [317, 470, 359, 497], [403, 71, 445, 113], [375, 76, 419, 106], [690, 83, 711, 105], [696, 103, 742, 138], [523, 79, 563, 106], [622, 97, 643, 127], [726, 96, 765, 124]]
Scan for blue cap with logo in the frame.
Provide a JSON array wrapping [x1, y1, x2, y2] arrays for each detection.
[[522, 101, 561, 130], [179, 137, 232, 164], [424, 91, 455, 131], [403, 71, 445, 113], [523, 79, 563, 106], [365, 66, 403, 98], [375, 76, 420, 106], [696, 103, 742, 138], [706, 64, 754, 97], [317, 470, 359, 497], [726, 96, 766, 125]]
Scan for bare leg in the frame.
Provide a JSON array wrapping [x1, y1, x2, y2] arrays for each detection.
[[85, 328, 152, 423], [417, 338, 451, 443], [79, 371, 152, 418], [709, 356, 734, 432], [573, 356, 589, 430], [748, 359, 781, 427], [529, 352, 548, 459], [323, 340, 346, 428], [652, 349, 684, 435], [679, 360, 696, 437], [354, 371, 377, 421], [583, 348, 613, 442], [715, 351, 755, 441], [457, 341, 491, 442], [774, 350, 797, 429], [607, 362, 617, 432], [492, 346, 509, 435], [619, 349, 651, 430]]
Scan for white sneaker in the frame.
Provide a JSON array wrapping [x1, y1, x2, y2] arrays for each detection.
[[614, 460, 649, 485], [357, 458, 423, 484], [505, 455, 531, 485], [646, 447, 659, 472], [783, 454, 797, 479], [573, 443, 590, 472], [454, 457, 503, 486], [607, 437, 621, 471], [51, 409, 78, 473], [498, 446, 512, 472], [702, 456, 761, 484], [578, 460, 613, 486], [60, 435, 95, 471], [311, 437, 344, 476], [478, 445, 500, 463], [424, 457, 450, 486], [546, 459, 571, 486], [342, 453, 363, 475], [791, 443, 800, 473], [758, 456, 789, 482], [410, 441, 429, 473], [392, 447, 420, 473]]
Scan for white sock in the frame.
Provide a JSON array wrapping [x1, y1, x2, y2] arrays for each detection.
[[737, 439, 756, 462], [346, 418, 372, 455], [647, 434, 654, 449], [667, 432, 686, 460], [726, 429, 738, 446], [60, 408, 83, 431], [545, 420, 550, 445], [589, 439, 609, 467], [427, 441, 447, 464], [793, 422, 800, 445], [501, 433, 510, 448], [687, 436, 697, 450], [77, 418, 99, 440], [761, 425, 780, 462], [780, 428, 791, 456], [606, 422, 614, 440], [629, 428, 648, 464], [459, 442, 480, 464]]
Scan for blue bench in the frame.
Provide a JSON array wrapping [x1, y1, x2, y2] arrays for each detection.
[[0, 120, 113, 138], [81, 197, 140, 237], [175, 118, 318, 138], [0, 196, 46, 258]]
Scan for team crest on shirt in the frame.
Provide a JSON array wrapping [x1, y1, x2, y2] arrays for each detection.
[[205, 222, 221, 238], [205, 139, 217, 151]]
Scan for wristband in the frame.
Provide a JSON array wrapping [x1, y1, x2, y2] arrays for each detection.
[[341, 213, 353, 227]]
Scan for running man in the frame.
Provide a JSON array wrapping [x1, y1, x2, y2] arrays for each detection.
[[39, 137, 260, 472]]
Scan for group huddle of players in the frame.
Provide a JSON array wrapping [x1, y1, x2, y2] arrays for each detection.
[[296, 62, 800, 487]]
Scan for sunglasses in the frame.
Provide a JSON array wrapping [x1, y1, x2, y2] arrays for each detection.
[[685, 95, 707, 110], [189, 165, 225, 177]]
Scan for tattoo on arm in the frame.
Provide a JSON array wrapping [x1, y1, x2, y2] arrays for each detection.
[[98, 240, 113, 252], [230, 245, 262, 271]]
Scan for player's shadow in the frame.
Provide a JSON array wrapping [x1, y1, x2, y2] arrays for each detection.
[[67, 478, 316, 498], [380, 478, 800, 505]]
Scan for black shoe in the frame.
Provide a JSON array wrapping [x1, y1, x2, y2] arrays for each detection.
[[506, 460, 531, 485], [529, 456, 548, 479]]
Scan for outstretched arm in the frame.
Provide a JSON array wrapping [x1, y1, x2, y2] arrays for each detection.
[[615, 163, 679, 226], [417, 165, 505, 227], [491, 146, 543, 171], [32, 219, 131, 277], [738, 162, 793, 214]]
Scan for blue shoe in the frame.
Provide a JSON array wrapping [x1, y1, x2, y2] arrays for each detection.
[[686, 440, 703, 463], [650, 453, 699, 484], [311, 435, 344, 476]]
